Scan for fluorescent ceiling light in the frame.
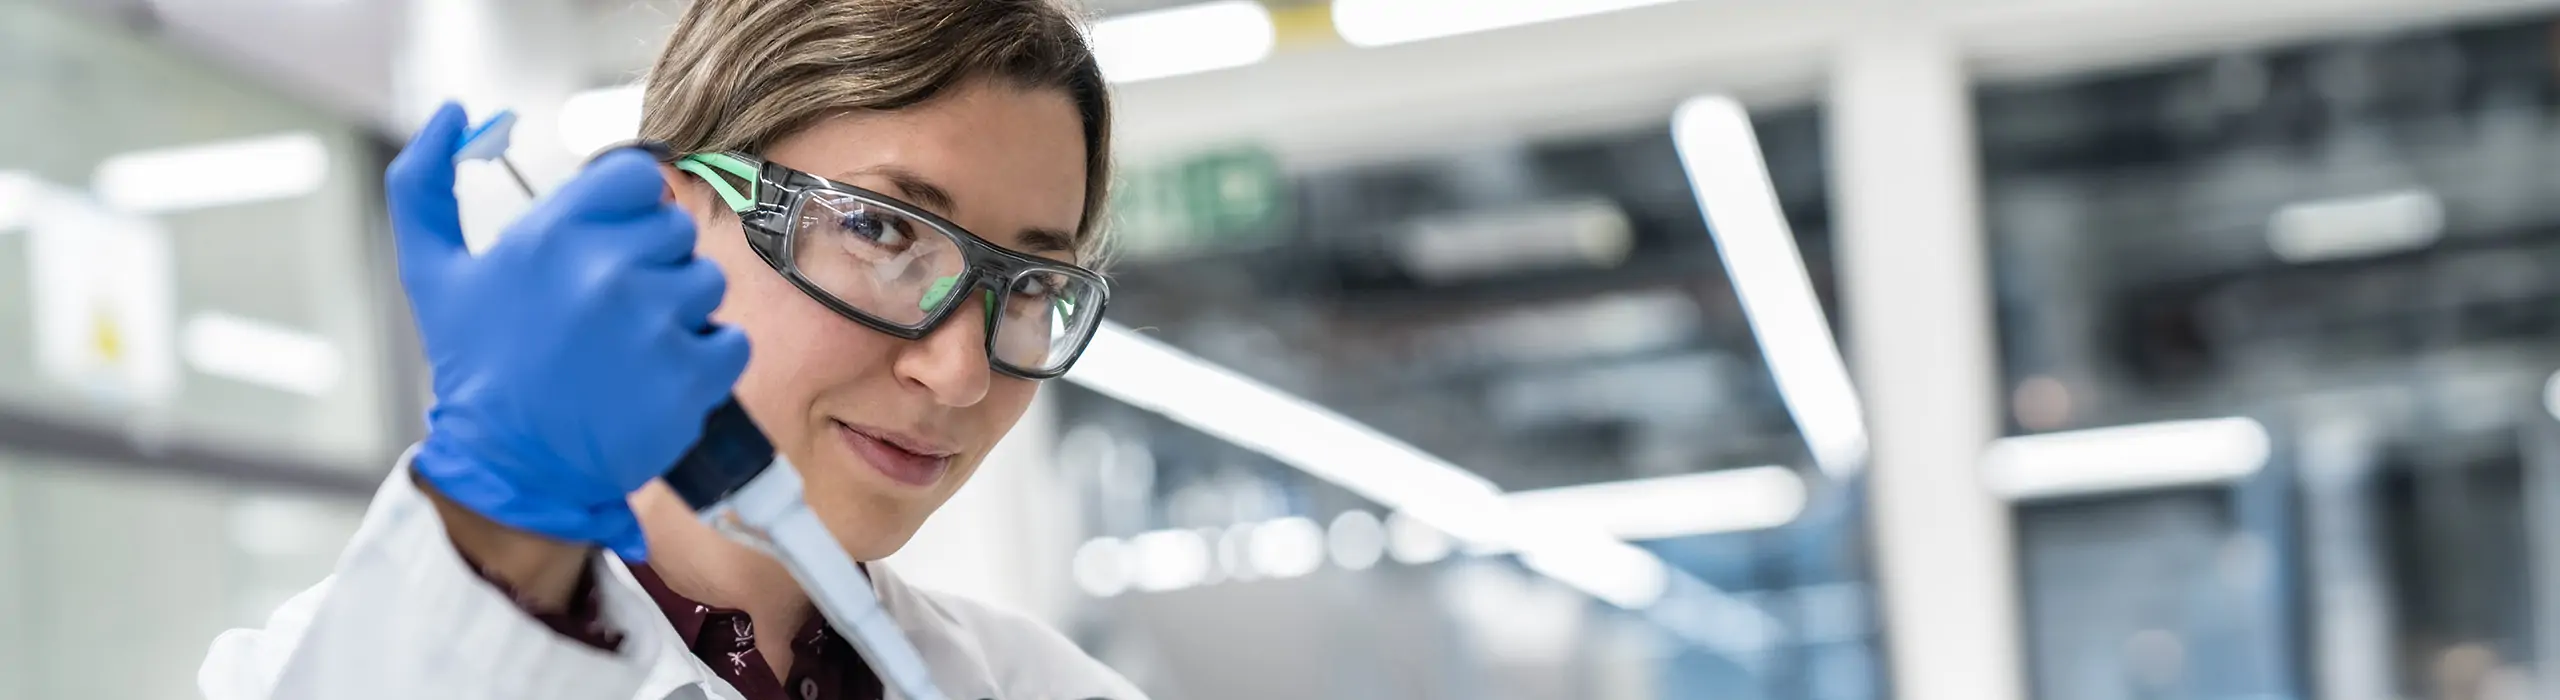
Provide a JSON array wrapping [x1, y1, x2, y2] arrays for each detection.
[[1385, 511, 1453, 565], [1982, 417, 2272, 501], [1333, 0, 1681, 48], [1673, 95, 1868, 478], [1249, 516, 1326, 579], [1397, 198, 1632, 281], [1430, 292, 1698, 368], [1072, 537, 1131, 597], [1066, 323, 1797, 636], [1514, 535, 1667, 610], [1328, 510, 1387, 571], [1129, 528, 1214, 592], [94, 132, 330, 214], [1090, 0, 1275, 83], [1068, 322, 1678, 610], [558, 83, 645, 157], [1094, 517, 1328, 593], [1071, 322, 1513, 544], [180, 311, 343, 397], [1507, 466, 1807, 542], [1217, 524, 1261, 580], [2268, 188, 2443, 263]]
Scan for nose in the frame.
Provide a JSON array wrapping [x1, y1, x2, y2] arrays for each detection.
[[893, 292, 993, 407]]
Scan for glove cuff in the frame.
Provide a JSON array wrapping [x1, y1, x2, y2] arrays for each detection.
[[412, 434, 640, 551]]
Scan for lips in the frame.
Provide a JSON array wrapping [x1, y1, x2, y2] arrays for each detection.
[[832, 420, 954, 488]]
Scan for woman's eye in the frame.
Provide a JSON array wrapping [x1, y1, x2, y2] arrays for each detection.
[[1011, 275, 1057, 299], [835, 209, 910, 247]]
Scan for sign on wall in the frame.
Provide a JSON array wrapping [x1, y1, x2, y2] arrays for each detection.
[[1113, 146, 1291, 259], [26, 186, 179, 409]]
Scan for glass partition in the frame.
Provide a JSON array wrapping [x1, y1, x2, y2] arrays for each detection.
[[0, 5, 390, 698]]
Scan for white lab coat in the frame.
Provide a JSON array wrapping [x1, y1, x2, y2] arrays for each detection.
[[198, 462, 1148, 700]]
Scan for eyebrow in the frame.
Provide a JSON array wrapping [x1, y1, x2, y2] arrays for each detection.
[[1016, 227, 1077, 255], [848, 165, 959, 215], [840, 164, 1080, 256]]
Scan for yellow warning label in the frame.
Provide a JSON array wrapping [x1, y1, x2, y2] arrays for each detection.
[[91, 303, 123, 364], [1270, 2, 1339, 50]]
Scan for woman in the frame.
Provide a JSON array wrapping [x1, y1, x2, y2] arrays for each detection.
[[198, 1, 1139, 698]]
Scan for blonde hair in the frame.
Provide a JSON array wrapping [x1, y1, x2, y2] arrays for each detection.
[[640, 0, 1114, 260]]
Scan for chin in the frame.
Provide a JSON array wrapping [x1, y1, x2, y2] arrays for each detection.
[[813, 496, 929, 561], [785, 440, 977, 561]]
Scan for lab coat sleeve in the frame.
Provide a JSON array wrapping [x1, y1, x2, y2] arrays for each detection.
[[199, 458, 656, 700]]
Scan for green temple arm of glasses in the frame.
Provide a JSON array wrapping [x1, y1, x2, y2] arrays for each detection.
[[673, 152, 760, 214]]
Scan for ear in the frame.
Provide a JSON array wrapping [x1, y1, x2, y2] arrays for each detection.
[[660, 163, 719, 219]]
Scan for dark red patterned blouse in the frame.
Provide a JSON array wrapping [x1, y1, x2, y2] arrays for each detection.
[[473, 558, 884, 700]]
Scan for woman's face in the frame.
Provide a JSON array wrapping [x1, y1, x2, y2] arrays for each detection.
[[664, 79, 1089, 560]]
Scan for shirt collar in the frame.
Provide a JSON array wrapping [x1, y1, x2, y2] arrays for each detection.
[[623, 562, 714, 646], [622, 559, 849, 651]]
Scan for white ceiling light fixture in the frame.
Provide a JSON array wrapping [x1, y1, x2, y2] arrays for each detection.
[[1397, 198, 1634, 282], [1071, 322, 1514, 545], [1128, 528, 1214, 593], [1217, 524, 1261, 581], [1067, 322, 1694, 612], [1673, 95, 1868, 479], [1090, 0, 1276, 83], [558, 83, 646, 158], [1071, 537, 1132, 597], [1191, 527, 1231, 585], [1507, 466, 1808, 542], [1327, 510, 1388, 571], [1514, 535, 1668, 610], [1250, 516, 1327, 579], [1385, 511, 1453, 565], [2268, 188, 2444, 264], [1982, 417, 2273, 501], [180, 311, 344, 397], [1332, 0, 1683, 48], [93, 132, 331, 214]]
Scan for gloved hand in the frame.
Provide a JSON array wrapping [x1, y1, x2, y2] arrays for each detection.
[[388, 102, 749, 562]]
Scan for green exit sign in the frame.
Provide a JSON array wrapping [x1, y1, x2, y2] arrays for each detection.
[[1113, 146, 1290, 259]]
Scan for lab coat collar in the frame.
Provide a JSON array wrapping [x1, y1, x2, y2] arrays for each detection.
[[599, 555, 725, 699]]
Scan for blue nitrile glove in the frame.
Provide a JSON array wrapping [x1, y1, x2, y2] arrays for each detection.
[[387, 102, 749, 562]]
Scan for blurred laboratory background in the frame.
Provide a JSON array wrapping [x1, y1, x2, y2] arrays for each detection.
[[16, 0, 2560, 699]]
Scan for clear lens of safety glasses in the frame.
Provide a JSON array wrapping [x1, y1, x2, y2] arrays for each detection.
[[990, 269, 1106, 376], [786, 189, 967, 328], [783, 187, 1107, 377]]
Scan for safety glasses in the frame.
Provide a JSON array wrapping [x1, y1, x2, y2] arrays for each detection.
[[671, 151, 1109, 379]]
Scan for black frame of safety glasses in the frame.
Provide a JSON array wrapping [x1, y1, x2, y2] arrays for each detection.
[[682, 151, 1109, 380]]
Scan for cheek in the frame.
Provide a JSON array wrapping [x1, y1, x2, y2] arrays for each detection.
[[695, 221, 896, 440]]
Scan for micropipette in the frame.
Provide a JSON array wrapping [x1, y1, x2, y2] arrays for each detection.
[[456, 111, 536, 196], [454, 112, 953, 700]]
